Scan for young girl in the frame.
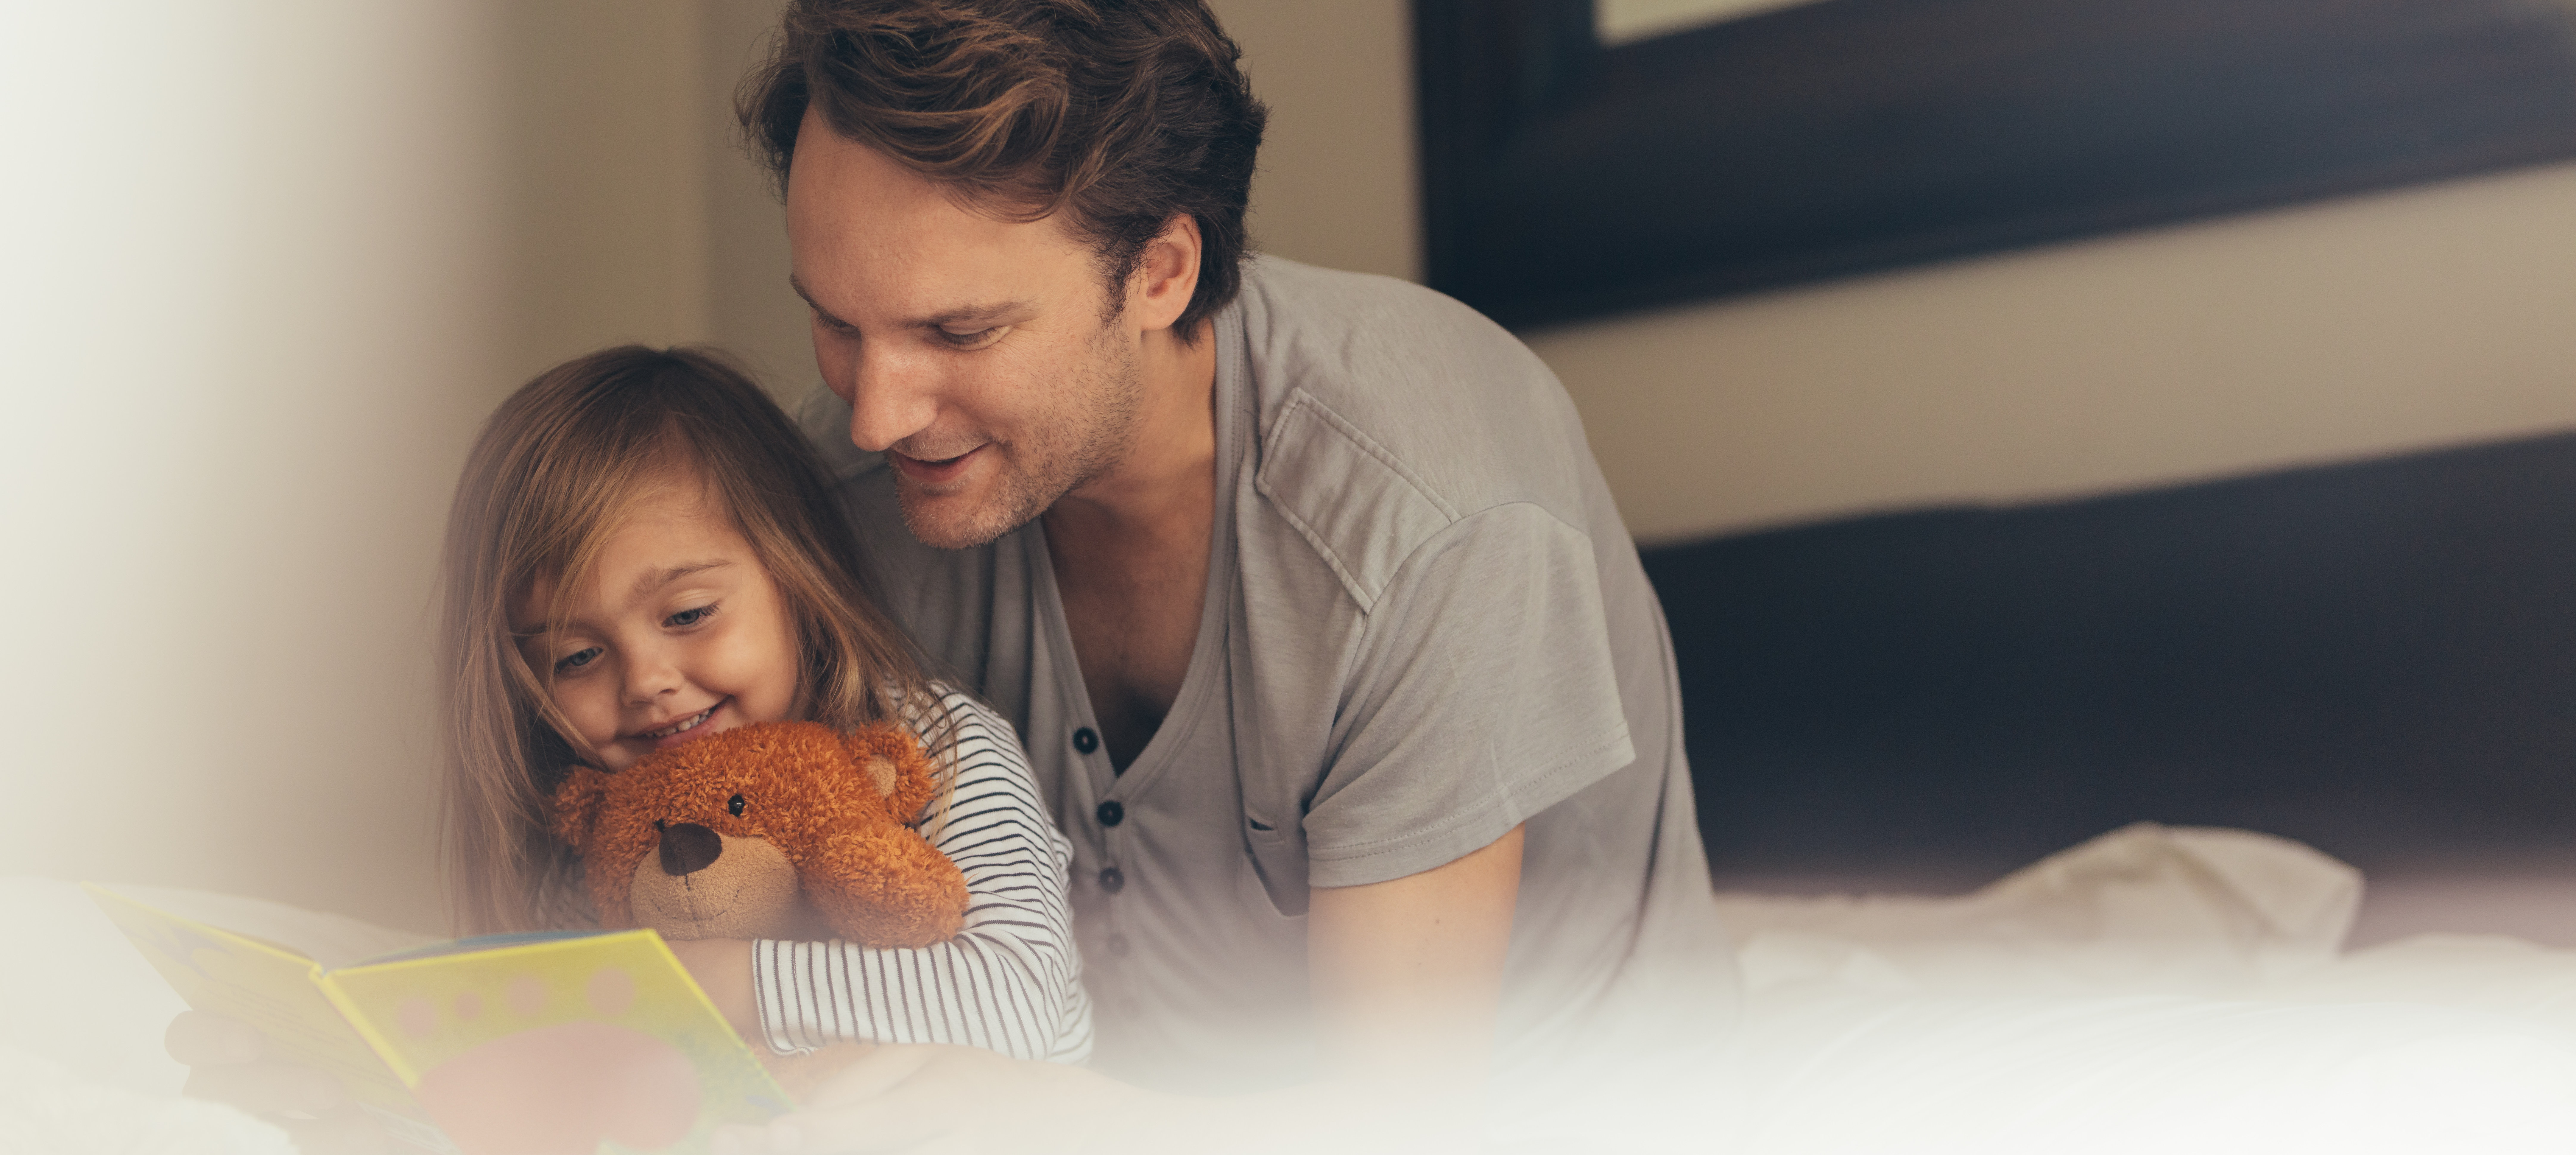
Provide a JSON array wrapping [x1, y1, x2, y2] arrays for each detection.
[[437, 344, 1090, 1064]]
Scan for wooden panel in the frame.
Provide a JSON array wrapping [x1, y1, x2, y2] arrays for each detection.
[[1416, 0, 2576, 328]]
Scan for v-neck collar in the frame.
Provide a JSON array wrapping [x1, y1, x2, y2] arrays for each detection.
[[1028, 304, 1249, 804]]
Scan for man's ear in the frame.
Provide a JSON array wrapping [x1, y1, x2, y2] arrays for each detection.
[[551, 767, 614, 852], [1128, 212, 1203, 333]]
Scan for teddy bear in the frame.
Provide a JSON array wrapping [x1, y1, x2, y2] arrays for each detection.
[[549, 720, 970, 948]]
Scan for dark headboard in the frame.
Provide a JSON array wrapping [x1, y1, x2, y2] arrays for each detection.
[[1642, 431, 2576, 885]]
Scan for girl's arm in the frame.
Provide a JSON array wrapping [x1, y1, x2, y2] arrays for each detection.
[[675, 694, 1089, 1063]]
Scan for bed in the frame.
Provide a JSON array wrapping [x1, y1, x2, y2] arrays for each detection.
[[14, 829, 2576, 1154]]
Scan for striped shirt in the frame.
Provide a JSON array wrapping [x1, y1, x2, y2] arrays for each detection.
[[752, 691, 1093, 1063]]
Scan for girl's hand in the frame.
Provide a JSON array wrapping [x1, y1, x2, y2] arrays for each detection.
[[666, 937, 760, 1038], [164, 1010, 392, 1154]]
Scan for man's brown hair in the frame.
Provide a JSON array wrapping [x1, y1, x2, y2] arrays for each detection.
[[739, 0, 1268, 338]]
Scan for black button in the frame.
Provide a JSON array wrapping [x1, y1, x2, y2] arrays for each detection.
[[1073, 727, 1100, 754], [1098, 867, 1125, 893], [1106, 933, 1130, 957], [1096, 800, 1124, 827]]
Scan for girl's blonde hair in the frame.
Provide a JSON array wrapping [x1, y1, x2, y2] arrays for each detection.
[[437, 345, 945, 933]]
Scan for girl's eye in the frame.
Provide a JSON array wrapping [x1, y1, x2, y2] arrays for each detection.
[[554, 646, 603, 674], [666, 603, 717, 628]]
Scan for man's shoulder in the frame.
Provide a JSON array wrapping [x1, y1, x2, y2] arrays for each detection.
[[1235, 257, 1551, 418], [1232, 258, 1609, 577], [1235, 256, 1493, 340]]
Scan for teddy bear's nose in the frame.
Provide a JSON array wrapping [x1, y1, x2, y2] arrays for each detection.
[[658, 822, 723, 877]]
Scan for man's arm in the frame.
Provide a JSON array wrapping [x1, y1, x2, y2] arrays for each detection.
[[1309, 823, 1524, 1088], [712, 827, 1528, 1154]]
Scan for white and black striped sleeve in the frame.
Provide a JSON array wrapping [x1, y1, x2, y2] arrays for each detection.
[[751, 692, 1092, 1064]]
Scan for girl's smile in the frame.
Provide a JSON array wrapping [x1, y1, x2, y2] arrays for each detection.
[[631, 698, 728, 746], [510, 474, 803, 773]]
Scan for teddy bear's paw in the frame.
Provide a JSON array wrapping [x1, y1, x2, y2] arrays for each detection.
[[805, 828, 972, 947]]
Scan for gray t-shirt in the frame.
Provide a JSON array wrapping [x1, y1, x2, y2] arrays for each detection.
[[802, 256, 1737, 1100]]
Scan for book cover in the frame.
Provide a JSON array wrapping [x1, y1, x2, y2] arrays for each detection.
[[86, 884, 790, 1155]]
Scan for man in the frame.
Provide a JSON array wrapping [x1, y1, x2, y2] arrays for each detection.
[[717, 0, 1737, 1148]]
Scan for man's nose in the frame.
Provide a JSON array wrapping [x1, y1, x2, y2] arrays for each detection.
[[844, 345, 937, 454]]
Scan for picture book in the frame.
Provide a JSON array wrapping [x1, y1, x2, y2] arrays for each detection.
[[85, 884, 791, 1155]]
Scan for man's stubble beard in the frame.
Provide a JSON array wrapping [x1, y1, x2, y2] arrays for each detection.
[[895, 319, 1145, 551]]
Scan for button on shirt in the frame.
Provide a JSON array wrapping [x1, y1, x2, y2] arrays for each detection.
[[802, 256, 1737, 1100]]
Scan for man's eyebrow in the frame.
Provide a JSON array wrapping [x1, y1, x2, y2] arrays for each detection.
[[632, 561, 731, 599], [917, 300, 1035, 329], [784, 275, 1033, 332], [787, 275, 853, 329]]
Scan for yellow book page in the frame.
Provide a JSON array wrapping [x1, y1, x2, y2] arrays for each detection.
[[80, 884, 439, 1146], [322, 930, 789, 1155]]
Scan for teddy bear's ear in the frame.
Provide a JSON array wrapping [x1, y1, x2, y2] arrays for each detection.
[[550, 767, 615, 852], [844, 724, 940, 823]]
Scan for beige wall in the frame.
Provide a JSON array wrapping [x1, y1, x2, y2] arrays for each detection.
[[1533, 163, 2576, 541], [0, 0, 788, 931], [499, 1, 713, 374], [702, 0, 820, 399], [1218, 0, 2576, 544], [1215, 0, 1422, 284], [2, 2, 520, 932]]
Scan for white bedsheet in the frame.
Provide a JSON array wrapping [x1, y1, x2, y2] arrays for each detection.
[[1715, 823, 2363, 998], [1682, 825, 2576, 1154], [10, 827, 2576, 1153]]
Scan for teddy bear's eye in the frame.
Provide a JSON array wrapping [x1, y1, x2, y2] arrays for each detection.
[[653, 819, 666, 832], [727, 793, 745, 817]]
